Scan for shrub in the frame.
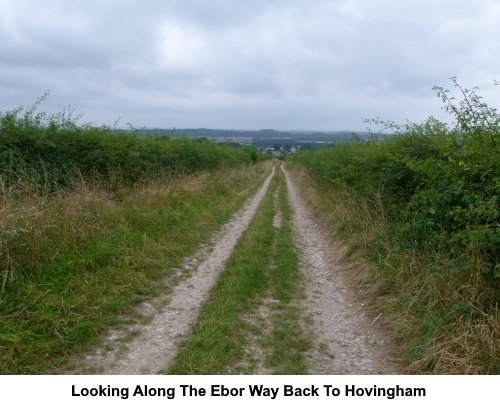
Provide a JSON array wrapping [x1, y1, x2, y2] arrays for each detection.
[[0, 94, 265, 194], [289, 79, 499, 373]]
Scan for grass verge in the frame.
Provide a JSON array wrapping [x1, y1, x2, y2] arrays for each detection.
[[0, 160, 274, 374], [285, 161, 499, 374]]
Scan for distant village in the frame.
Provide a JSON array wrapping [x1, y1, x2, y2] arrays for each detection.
[[130, 129, 375, 157], [212, 136, 300, 157], [262, 145, 298, 157]]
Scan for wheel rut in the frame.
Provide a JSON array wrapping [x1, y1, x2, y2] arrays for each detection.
[[64, 164, 277, 374], [63, 161, 402, 375], [282, 163, 402, 374]]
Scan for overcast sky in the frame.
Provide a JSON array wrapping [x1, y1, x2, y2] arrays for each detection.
[[1, 0, 499, 131]]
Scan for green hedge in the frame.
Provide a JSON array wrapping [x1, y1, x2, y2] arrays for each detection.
[[291, 79, 499, 307], [0, 96, 265, 193]]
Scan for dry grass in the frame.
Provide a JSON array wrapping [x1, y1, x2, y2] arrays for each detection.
[[0, 160, 273, 374], [285, 161, 499, 374]]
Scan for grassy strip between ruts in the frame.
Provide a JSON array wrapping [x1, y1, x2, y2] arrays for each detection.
[[0, 160, 274, 374], [263, 165, 310, 374], [167, 164, 310, 375]]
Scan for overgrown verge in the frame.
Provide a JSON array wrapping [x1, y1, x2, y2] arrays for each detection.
[[289, 79, 499, 374], [0, 161, 273, 375], [168, 165, 309, 374], [0, 96, 271, 374]]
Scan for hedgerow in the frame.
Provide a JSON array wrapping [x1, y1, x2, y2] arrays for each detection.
[[0, 94, 269, 373], [0, 93, 264, 194], [290, 79, 499, 373]]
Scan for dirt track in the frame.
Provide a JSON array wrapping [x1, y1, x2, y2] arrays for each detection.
[[63, 162, 401, 374], [282, 163, 401, 374]]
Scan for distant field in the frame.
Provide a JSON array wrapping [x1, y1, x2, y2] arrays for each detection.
[[126, 127, 375, 144]]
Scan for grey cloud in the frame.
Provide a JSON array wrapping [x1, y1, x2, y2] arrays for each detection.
[[0, 0, 498, 130]]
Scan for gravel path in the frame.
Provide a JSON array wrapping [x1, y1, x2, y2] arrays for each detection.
[[64, 162, 402, 375], [66, 164, 277, 374], [281, 163, 402, 374]]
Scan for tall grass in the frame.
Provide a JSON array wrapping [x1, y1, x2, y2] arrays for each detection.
[[0, 160, 274, 374], [289, 79, 499, 374], [0, 96, 271, 374]]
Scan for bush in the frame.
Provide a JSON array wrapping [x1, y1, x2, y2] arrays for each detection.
[[0, 94, 265, 194], [289, 79, 499, 373]]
